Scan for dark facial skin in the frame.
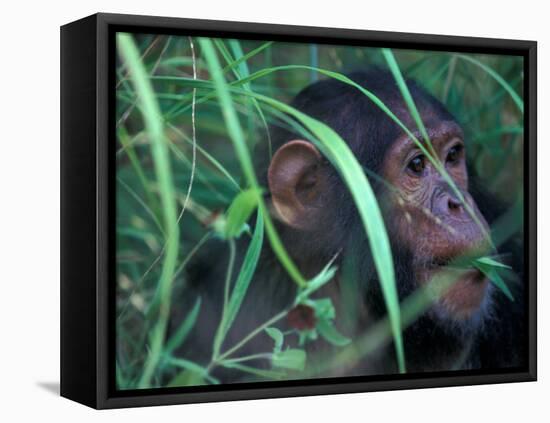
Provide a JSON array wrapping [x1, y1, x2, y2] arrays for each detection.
[[381, 119, 492, 319]]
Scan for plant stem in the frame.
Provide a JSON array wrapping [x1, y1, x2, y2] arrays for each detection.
[[221, 353, 273, 364], [208, 309, 288, 371], [212, 239, 237, 359]]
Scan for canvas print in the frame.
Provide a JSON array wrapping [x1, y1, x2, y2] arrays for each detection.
[[115, 32, 526, 390]]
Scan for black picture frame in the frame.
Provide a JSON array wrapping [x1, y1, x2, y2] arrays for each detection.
[[60, 12, 537, 409]]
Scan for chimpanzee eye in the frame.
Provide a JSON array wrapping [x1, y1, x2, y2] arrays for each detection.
[[407, 155, 426, 175], [446, 145, 463, 164]]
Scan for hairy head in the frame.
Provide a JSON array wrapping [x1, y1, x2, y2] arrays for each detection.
[[260, 68, 494, 330]]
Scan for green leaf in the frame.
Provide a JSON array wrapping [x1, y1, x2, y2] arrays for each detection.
[[474, 262, 515, 302], [309, 298, 336, 321], [265, 327, 284, 353], [224, 188, 261, 238], [164, 297, 202, 355], [295, 262, 338, 304], [306, 298, 350, 347], [298, 329, 318, 346], [475, 256, 512, 270], [213, 208, 265, 357], [317, 319, 351, 347], [164, 357, 219, 385], [272, 348, 307, 371]]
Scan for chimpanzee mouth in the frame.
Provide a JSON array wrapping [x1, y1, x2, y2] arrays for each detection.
[[418, 255, 491, 320], [424, 257, 453, 270], [423, 250, 495, 272]]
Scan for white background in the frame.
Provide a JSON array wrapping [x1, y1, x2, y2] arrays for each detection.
[[1, 0, 547, 421]]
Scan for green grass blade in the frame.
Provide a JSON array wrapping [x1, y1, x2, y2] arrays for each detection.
[[198, 37, 308, 289], [222, 41, 274, 75], [475, 256, 512, 269], [162, 41, 274, 119], [317, 319, 351, 347], [167, 123, 242, 192], [228, 40, 250, 81], [272, 348, 306, 371], [116, 176, 165, 237], [117, 33, 180, 389], [213, 40, 236, 72], [382, 49, 434, 154], [117, 125, 162, 224], [456, 54, 524, 113], [224, 188, 261, 238], [265, 327, 284, 353], [164, 298, 202, 355], [474, 263, 515, 302], [213, 208, 265, 357], [165, 357, 219, 384], [309, 44, 319, 82], [227, 39, 273, 156]]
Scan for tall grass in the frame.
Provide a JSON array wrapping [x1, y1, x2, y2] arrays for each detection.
[[115, 33, 524, 388], [117, 34, 180, 388]]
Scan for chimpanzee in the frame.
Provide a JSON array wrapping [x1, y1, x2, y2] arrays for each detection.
[[171, 67, 525, 382]]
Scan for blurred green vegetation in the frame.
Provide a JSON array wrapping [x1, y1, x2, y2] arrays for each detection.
[[115, 32, 524, 390]]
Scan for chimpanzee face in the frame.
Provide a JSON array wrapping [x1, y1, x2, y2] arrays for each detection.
[[381, 117, 493, 320], [266, 70, 499, 327]]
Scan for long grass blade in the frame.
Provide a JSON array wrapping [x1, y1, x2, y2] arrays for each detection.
[[164, 298, 202, 354], [117, 33, 180, 389], [213, 208, 265, 358], [198, 37, 308, 289], [456, 54, 524, 113]]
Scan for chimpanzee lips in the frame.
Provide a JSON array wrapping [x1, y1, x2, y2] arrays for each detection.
[[418, 261, 490, 320], [422, 240, 495, 272], [424, 257, 453, 270], [415, 240, 496, 319]]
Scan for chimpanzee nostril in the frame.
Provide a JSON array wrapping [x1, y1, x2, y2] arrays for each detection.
[[448, 196, 462, 212]]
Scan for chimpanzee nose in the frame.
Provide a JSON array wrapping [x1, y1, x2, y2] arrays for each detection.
[[433, 186, 467, 218]]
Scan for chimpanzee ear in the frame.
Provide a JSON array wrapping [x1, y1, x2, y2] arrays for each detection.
[[268, 140, 327, 230]]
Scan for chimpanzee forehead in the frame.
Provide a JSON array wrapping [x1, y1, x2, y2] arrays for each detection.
[[408, 120, 464, 145], [388, 92, 458, 125], [388, 120, 464, 157]]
